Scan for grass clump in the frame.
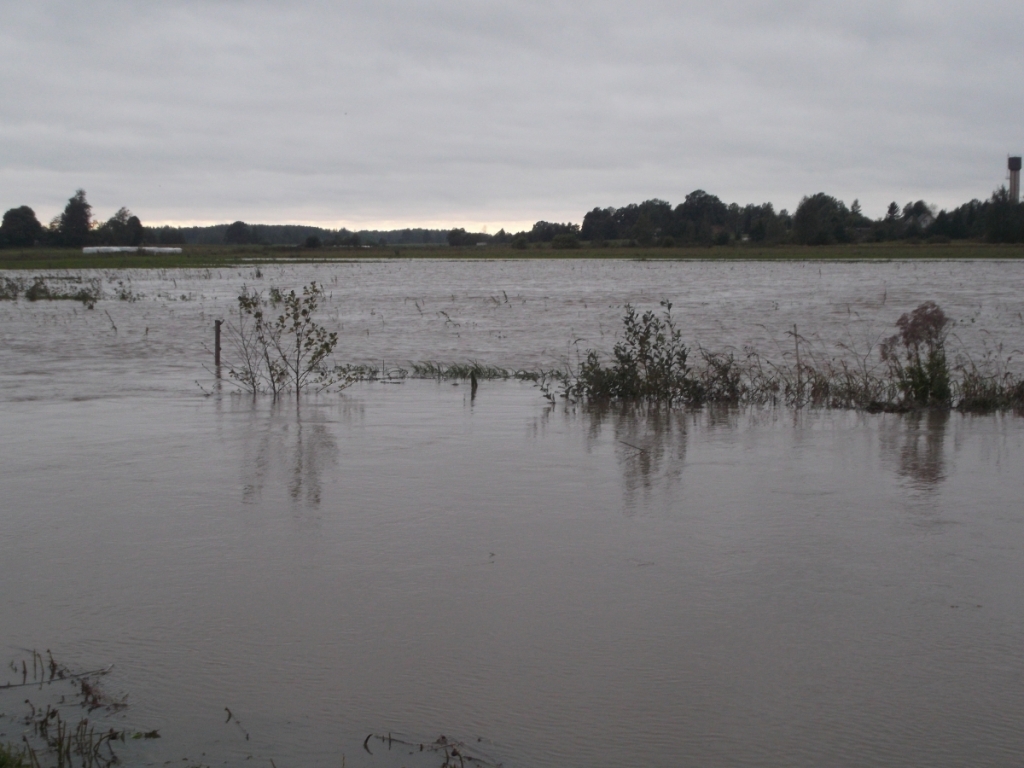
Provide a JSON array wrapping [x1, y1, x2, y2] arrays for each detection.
[[0, 743, 29, 768], [411, 361, 511, 380]]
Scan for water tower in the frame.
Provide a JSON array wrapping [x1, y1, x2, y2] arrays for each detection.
[[1010, 156, 1022, 203]]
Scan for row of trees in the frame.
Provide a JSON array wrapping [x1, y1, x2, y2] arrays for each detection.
[[0, 190, 144, 248], [443, 188, 1023, 247], [4, 187, 1024, 249], [577, 188, 1024, 246]]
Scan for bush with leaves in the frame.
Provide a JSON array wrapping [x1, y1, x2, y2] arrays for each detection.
[[564, 301, 703, 405], [226, 282, 345, 397]]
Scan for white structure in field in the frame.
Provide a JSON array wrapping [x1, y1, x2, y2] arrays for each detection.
[[82, 246, 182, 254]]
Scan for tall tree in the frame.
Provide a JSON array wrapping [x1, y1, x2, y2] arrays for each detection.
[[984, 187, 1024, 243], [57, 189, 93, 247], [126, 215, 144, 246]]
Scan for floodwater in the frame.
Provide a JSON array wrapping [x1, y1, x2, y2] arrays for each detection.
[[1, 260, 1024, 767]]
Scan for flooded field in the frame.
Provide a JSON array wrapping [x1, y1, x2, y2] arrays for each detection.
[[2, 260, 1024, 766], [2, 259, 1024, 400]]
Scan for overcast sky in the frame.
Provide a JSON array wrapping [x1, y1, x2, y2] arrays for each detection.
[[1, 0, 1021, 230]]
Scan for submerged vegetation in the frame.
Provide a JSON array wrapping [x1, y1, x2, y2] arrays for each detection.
[[541, 300, 1024, 413], [0, 276, 101, 307], [224, 281, 348, 397], [1, 651, 501, 768], [1, 271, 1021, 414], [212, 281, 1024, 413], [0, 651, 155, 768]]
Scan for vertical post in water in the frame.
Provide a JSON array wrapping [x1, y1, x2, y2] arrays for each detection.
[[793, 324, 801, 406], [214, 319, 223, 375]]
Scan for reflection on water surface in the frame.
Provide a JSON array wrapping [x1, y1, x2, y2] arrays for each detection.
[[882, 408, 950, 489], [2, 383, 1023, 767]]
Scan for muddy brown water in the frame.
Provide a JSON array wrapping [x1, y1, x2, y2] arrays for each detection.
[[1, 260, 1023, 766]]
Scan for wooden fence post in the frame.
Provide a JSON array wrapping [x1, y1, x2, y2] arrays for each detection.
[[214, 320, 223, 372]]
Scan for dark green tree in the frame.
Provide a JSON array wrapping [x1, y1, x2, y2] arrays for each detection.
[[581, 207, 618, 242], [631, 213, 655, 246], [57, 190, 93, 247], [793, 193, 850, 245], [126, 215, 144, 246], [984, 187, 1024, 243], [901, 200, 934, 238], [672, 190, 728, 244], [0, 206, 43, 247], [96, 207, 144, 246], [527, 221, 579, 243], [224, 220, 252, 244]]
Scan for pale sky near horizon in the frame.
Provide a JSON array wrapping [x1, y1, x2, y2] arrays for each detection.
[[1, 0, 1021, 230]]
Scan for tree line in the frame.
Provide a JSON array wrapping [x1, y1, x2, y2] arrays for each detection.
[[3, 186, 1023, 249], [574, 188, 1024, 246], [0, 190, 461, 249], [0, 190, 145, 249]]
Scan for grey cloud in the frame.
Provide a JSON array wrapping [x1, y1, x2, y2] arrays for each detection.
[[1, 0, 1021, 226]]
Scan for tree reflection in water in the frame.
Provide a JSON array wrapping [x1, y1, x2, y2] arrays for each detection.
[[880, 408, 950, 490], [237, 399, 342, 509], [584, 404, 689, 513]]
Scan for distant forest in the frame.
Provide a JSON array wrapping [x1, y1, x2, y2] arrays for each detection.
[[2, 186, 1023, 249]]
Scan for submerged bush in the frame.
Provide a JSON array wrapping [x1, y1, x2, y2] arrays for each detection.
[[0, 277, 24, 300], [564, 301, 703, 405], [225, 281, 346, 397], [881, 301, 951, 406]]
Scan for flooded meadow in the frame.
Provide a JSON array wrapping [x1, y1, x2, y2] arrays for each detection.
[[2, 259, 1024, 767]]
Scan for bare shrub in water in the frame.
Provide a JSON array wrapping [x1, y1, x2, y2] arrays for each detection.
[[225, 282, 347, 397]]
